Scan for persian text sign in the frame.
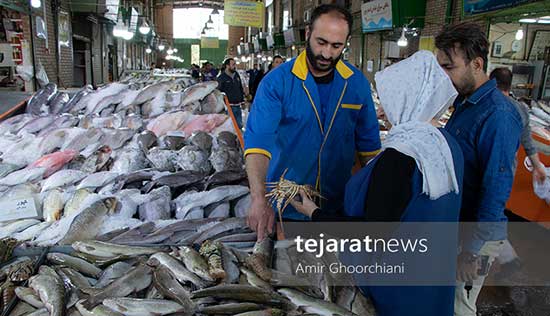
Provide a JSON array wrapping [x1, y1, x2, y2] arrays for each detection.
[[361, 0, 392, 33], [464, 0, 532, 15], [201, 37, 220, 49], [224, 0, 264, 28]]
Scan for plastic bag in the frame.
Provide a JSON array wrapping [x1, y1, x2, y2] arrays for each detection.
[[533, 178, 550, 204], [16, 65, 33, 82], [36, 61, 49, 87], [527, 157, 550, 204]]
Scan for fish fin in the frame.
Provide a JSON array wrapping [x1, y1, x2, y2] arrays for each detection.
[[80, 298, 99, 310], [79, 287, 100, 296]]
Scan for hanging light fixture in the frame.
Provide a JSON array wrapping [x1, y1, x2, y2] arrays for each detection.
[[268, 56, 273, 61], [397, 28, 408, 47], [158, 43, 165, 51], [146, 48, 152, 54], [30, 0, 41, 8], [139, 20, 151, 35], [122, 30, 134, 40], [207, 15, 213, 25], [167, 48, 174, 55], [515, 28, 524, 40], [211, 8, 219, 15], [113, 18, 126, 37], [173, 48, 178, 53]]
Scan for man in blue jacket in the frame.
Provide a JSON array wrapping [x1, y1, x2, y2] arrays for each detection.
[[244, 4, 381, 240], [435, 22, 522, 316]]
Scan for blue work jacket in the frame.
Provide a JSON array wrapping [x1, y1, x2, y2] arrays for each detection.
[[244, 51, 381, 220], [445, 79, 522, 253], [344, 129, 464, 316]]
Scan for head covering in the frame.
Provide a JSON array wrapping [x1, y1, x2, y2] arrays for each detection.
[[374, 50, 459, 199]]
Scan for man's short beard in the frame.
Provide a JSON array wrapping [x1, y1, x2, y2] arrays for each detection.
[[306, 37, 340, 73]]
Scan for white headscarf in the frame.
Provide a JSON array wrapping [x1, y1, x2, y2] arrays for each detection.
[[374, 50, 459, 200]]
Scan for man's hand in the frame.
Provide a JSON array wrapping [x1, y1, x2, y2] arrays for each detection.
[[532, 162, 547, 185], [246, 196, 275, 241], [457, 252, 480, 283]]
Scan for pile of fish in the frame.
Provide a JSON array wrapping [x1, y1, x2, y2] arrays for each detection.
[[528, 100, 550, 140], [0, 229, 375, 316], [0, 78, 248, 248]]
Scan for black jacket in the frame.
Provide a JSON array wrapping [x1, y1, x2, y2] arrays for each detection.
[[217, 71, 244, 104]]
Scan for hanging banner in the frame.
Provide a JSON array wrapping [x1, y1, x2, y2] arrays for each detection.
[[201, 36, 220, 49], [361, 0, 392, 33], [464, 0, 532, 15], [224, 0, 264, 28], [58, 10, 71, 47], [104, 0, 120, 21]]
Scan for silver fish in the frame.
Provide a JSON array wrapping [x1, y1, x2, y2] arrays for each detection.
[[12, 221, 52, 241], [57, 197, 118, 245], [62, 85, 93, 113], [180, 81, 218, 106], [47, 253, 102, 278], [102, 298, 184, 316], [28, 273, 65, 316], [41, 169, 88, 192], [49, 92, 70, 115], [27, 83, 57, 116], [147, 252, 209, 289], [15, 286, 45, 309], [72, 240, 162, 257], [174, 186, 249, 220], [0, 167, 46, 186], [152, 267, 195, 315], [278, 288, 360, 316], [93, 261, 133, 289], [81, 264, 152, 309], [18, 115, 56, 135], [76, 172, 119, 190], [63, 188, 93, 217], [0, 219, 41, 239], [177, 246, 213, 282], [42, 189, 65, 222]]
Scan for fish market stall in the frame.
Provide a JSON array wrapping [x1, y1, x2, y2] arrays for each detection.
[[507, 100, 550, 229], [0, 74, 375, 315]]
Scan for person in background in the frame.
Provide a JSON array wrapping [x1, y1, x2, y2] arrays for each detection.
[[244, 4, 381, 240], [150, 62, 156, 75], [490, 67, 546, 184], [489, 67, 547, 278], [217, 58, 245, 129], [291, 50, 464, 316], [191, 64, 200, 79], [202, 62, 218, 81], [435, 22, 522, 316], [267, 55, 284, 72], [247, 64, 264, 102]]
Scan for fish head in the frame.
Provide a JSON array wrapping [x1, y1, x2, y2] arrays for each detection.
[[103, 197, 119, 214]]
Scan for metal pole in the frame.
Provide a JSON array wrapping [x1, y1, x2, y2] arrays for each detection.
[[28, 10, 38, 90], [52, 0, 60, 86]]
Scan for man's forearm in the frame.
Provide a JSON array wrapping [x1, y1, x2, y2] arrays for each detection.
[[245, 153, 270, 199]]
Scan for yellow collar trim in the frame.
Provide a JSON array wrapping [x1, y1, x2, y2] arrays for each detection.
[[291, 51, 354, 81]]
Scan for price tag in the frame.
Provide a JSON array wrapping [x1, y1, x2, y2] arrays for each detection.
[[0, 197, 39, 222]]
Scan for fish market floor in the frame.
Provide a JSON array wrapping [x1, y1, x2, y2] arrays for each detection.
[[0, 91, 32, 113], [477, 213, 550, 316]]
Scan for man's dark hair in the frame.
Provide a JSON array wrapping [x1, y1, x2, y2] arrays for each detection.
[[310, 4, 353, 37], [489, 67, 513, 92], [223, 58, 234, 66], [435, 22, 489, 67], [273, 55, 283, 61]]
